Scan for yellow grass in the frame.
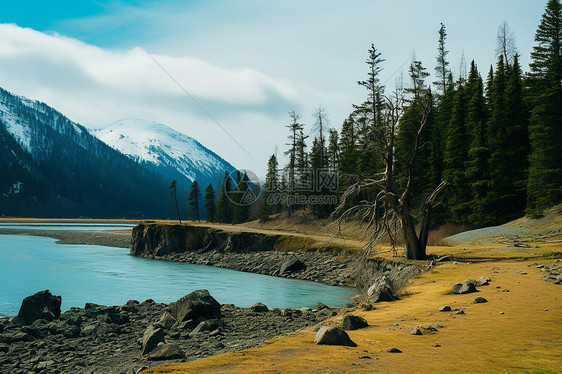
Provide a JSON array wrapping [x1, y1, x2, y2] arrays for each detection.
[[142, 242, 562, 374]]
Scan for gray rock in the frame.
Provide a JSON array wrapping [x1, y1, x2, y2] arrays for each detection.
[[314, 326, 357, 347], [279, 255, 306, 275], [157, 312, 176, 329], [146, 343, 186, 361], [473, 297, 488, 304], [342, 315, 368, 330], [17, 290, 62, 324], [191, 319, 222, 334], [141, 325, 165, 356], [250, 302, 269, 313], [367, 275, 395, 302], [451, 282, 477, 294], [387, 347, 402, 353], [438, 306, 451, 312], [168, 289, 221, 322]]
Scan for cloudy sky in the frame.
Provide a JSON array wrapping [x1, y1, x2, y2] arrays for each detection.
[[0, 0, 546, 177]]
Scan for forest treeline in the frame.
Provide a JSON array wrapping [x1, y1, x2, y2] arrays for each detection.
[[189, 0, 561, 229]]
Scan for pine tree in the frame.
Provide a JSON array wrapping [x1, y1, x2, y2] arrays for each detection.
[[327, 129, 340, 171], [504, 55, 530, 217], [262, 154, 280, 218], [444, 83, 471, 222], [464, 61, 491, 226], [487, 55, 514, 223], [338, 115, 359, 175], [232, 172, 250, 223], [284, 111, 304, 216], [168, 180, 181, 223], [395, 60, 434, 210], [188, 181, 201, 221], [526, 0, 562, 215], [434, 23, 451, 97], [216, 172, 233, 223], [204, 183, 216, 222]]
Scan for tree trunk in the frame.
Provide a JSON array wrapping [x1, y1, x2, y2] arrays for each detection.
[[401, 213, 425, 260]]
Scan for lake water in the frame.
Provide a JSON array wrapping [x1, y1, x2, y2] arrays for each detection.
[[0, 234, 355, 316], [0, 223, 135, 231]]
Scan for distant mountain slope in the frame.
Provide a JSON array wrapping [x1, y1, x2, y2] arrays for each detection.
[[90, 118, 236, 191], [0, 87, 170, 218]]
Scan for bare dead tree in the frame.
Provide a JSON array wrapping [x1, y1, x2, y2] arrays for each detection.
[[332, 92, 449, 260], [496, 21, 518, 66]]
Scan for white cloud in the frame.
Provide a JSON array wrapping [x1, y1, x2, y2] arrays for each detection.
[[0, 23, 299, 174]]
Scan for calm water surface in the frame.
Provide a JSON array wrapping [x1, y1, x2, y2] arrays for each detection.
[[0, 223, 135, 230], [0, 234, 355, 316]]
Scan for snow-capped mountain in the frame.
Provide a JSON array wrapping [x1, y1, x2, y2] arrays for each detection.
[[0, 87, 172, 218], [91, 118, 236, 188]]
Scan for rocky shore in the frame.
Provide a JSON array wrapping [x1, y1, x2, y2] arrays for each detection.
[[131, 223, 422, 288], [0, 290, 341, 374]]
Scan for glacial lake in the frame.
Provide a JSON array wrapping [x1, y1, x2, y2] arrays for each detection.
[[0, 234, 356, 316], [0, 223, 135, 231]]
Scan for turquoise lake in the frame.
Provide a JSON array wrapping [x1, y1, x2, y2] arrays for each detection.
[[0, 234, 356, 316]]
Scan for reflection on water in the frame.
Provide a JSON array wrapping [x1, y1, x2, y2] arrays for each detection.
[[0, 235, 355, 316]]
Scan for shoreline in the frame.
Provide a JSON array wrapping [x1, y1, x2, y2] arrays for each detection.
[[0, 228, 132, 248]]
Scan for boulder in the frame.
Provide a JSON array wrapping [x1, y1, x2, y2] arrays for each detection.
[[146, 343, 186, 361], [279, 255, 306, 275], [191, 319, 222, 334], [367, 276, 395, 302], [451, 282, 477, 294], [386, 347, 402, 353], [17, 290, 62, 324], [473, 297, 488, 304], [141, 325, 165, 356], [168, 289, 221, 323], [314, 326, 357, 347], [438, 306, 452, 312], [250, 302, 269, 313], [157, 312, 176, 329], [342, 315, 369, 330]]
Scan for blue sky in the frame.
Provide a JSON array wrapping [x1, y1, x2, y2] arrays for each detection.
[[0, 0, 548, 176]]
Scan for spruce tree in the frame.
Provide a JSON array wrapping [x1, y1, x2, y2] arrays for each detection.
[[188, 181, 201, 221], [168, 180, 181, 223], [444, 83, 471, 222], [204, 183, 216, 222], [464, 61, 491, 225], [327, 129, 340, 172], [434, 23, 451, 97], [487, 55, 515, 224], [216, 172, 233, 223], [526, 0, 562, 215]]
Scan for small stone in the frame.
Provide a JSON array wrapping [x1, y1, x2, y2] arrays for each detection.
[[250, 302, 269, 313], [473, 297, 488, 304], [439, 306, 451, 312], [411, 328, 423, 335], [387, 347, 402, 353], [499, 312, 504, 315], [456, 310, 465, 315], [146, 343, 186, 361], [433, 343, 441, 347]]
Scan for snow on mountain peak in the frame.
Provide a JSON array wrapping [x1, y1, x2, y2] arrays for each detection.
[[91, 118, 234, 182]]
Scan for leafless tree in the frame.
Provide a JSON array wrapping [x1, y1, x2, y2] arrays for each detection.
[[332, 92, 449, 260], [496, 21, 518, 66]]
